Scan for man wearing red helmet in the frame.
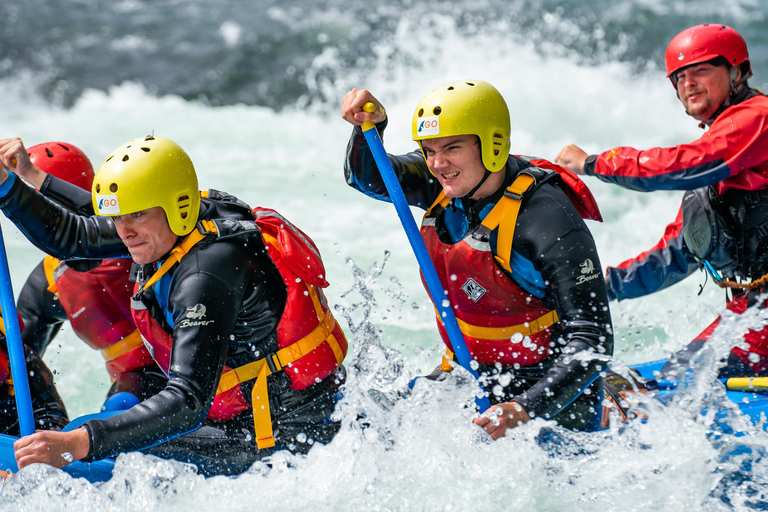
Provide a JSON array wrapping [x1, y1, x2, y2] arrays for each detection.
[[0, 138, 166, 403], [554, 24, 768, 378]]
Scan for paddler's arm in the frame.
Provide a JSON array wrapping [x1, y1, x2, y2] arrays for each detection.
[[605, 206, 699, 301], [341, 88, 443, 209], [83, 237, 279, 460], [507, 183, 613, 423], [0, 169, 128, 260]]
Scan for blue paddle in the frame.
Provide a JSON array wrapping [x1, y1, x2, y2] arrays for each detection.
[[0, 220, 35, 436], [360, 102, 491, 412]]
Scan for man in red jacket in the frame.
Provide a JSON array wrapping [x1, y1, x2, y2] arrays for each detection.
[[555, 24, 768, 378]]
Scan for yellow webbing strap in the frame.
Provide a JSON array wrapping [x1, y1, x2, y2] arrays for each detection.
[[480, 173, 536, 273], [43, 255, 60, 295], [140, 220, 219, 293], [100, 330, 144, 362], [435, 308, 559, 340], [441, 348, 454, 372], [216, 276, 342, 449], [0, 316, 5, 337], [425, 191, 451, 217]]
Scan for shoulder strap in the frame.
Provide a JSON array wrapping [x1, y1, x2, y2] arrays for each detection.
[[480, 173, 536, 273], [140, 219, 219, 293], [425, 191, 451, 217]]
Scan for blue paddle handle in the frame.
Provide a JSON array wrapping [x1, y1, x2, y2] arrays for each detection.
[[0, 221, 35, 436], [361, 116, 491, 412]]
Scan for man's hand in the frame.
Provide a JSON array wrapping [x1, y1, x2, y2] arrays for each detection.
[[554, 144, 589, 175], [14, 427, 90, 469], [473, 401, 531, 440], [341, 89, 387, 126], [0, 138, 47, 188]]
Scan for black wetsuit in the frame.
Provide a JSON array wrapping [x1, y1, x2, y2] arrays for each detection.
[[16, 175, 167, 401], [0, 177, 343, 476], [345, 121, 613, 431]]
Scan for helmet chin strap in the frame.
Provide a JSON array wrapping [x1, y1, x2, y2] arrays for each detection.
[[463, 169, 492, 201], [449, 169, 492, 213]]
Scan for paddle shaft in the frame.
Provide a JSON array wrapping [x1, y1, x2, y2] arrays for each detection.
[[360, 103, 491, 412], [0, 220, 35, 436]]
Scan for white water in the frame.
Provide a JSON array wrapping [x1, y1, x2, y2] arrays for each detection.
[[2, 22, 768, 511]]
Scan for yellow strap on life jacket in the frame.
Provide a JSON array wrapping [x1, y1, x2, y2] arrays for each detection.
[[424, 173, 536, 275], [140, 212, 342, 450], [480, 173, 536, 273], [216, 283, 343, 449], [140, 219, 219, 293], [100, 330, 144, 362], [441, 348, 454, 372], [436, 308, 559, 341], [43, 255, 60, 295]]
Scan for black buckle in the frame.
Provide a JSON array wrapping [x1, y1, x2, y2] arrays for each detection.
[[503, 190, 523, 200], [266, 353, 280, 373], [196, 220, 217, 236]]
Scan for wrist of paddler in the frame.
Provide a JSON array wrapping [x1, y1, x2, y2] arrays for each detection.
[[79, 424, 96, 463], [473, 401, 531, 440]]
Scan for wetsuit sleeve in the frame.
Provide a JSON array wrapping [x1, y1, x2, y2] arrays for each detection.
[[0, 176, 129, 260], [605, 206, 699, 301], [39, 174, 95, 215], [583, 100, 768, 191], [17, 260, 67, 356], [83, 238, 271, 460], [344, 119, 444, 209], [510, 183, 613, 421]]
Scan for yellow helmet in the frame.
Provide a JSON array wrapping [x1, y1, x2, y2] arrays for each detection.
[[92, 135, 200, 236], [412, 80, 511, 172]]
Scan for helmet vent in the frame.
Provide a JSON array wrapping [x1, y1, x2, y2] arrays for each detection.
[[466, 82, 475, 86], [178, 195, 191, 219], [141, 147, 150, 152], [433, 106, 442, 115], [418, 108, 424, 117], [110, 183, 118, 193], [122, 155, 130, 162], [45, 149, 54, 158], [105, 156, 113, 163], [95, 184, 101, 193], [493, 133, 505, 156], [57, 144, 70, 151], [447, 86, 454, 90]]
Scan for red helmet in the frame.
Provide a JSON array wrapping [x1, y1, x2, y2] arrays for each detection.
[[27, 142, 94, 192], [664, 24, 751, 87]]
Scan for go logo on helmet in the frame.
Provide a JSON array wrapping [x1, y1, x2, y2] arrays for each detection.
[[96, 194, 121, 215], [418, 116, 440, 136]]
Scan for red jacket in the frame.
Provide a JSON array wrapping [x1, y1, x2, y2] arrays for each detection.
[[585, 94, 768, 193]]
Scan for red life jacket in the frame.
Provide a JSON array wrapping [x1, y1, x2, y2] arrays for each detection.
[[422, 162, 602, 367], [131, 202, 347, 449], [44, 256, 153, 379], [0, 346, 8, 384]]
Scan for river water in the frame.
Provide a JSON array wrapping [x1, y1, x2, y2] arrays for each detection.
[[1, 0, 768, 509]]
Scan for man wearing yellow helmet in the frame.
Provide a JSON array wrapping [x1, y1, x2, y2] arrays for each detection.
[[341, 80, 613, 437], [0, 135, 348, 476]]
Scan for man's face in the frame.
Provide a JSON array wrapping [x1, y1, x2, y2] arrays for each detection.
[[674, 63, 735, 121], [112, 206, 178, 265], [421, 135, 492, 199]]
